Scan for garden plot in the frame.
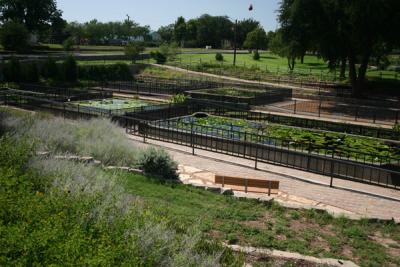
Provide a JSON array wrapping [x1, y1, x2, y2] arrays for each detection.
[[72, 98, 162, 115], [188, 87, 291, 105], [159, 114, 400, 164]]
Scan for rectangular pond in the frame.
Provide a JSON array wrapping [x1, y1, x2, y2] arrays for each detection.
[[155, 114, 400, 164], [72, 98, 164, 115]]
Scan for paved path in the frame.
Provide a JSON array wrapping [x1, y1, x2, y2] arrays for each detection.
[[127, 135, 400, 222]]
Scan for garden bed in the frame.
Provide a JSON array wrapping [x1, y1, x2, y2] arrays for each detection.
[[188, 87, 291, 105], [72, 98, 162, 115], [159, 114, 400, 164]]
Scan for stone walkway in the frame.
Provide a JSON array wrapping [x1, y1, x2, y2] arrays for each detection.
[[127, 135, 400, 222]]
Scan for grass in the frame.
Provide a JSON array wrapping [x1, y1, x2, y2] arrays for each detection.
[[169, 52, 400, 84], [165, 115, 400, 163], [2, 107, 400, 266], [119, 171, 400, 267]]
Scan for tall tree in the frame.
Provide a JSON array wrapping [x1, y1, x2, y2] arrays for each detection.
[[157, 24, 174, 43], [243, 27, 268, 51], [236, 19, 260, 48], [276, 0, 400, 95], [0, 0, 62, 33], [174, 16, 187, 47]]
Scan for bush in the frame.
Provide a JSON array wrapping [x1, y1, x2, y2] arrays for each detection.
[[125, 42, 145, 63], [137, 147, 178, 180], [3, 57, 21, 82], [78, 63, 132, 81], [22, 63, 40, 83], [26, 118, 138, 166], [151, 51, 167, 64], [42, 57, 59, 80], [253, 50, 260, 60], [62, 37, 75, 51], [170, 93, 188, 104], [215, 53, 224, 61], [0, 21, 29, 52], [0, 135, 224, 266], [62, 56, 78, 82]]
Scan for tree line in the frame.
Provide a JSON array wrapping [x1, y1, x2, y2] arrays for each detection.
[[270, 0, 400, 95]]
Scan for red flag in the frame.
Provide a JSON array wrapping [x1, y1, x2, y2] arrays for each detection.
[[249, 4, 253, 11]]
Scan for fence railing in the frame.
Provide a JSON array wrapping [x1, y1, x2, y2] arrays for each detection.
[[2, 88, 400, 190], [260, 99, 400, 126], [124, 117, 399, 189]]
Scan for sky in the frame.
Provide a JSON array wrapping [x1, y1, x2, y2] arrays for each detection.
[[57, 0, 280, 32]]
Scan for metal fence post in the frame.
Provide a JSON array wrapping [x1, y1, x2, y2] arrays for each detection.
[[191, 121, 195, 155], [330, 151, 335, 187], [143, 121, 146, 143], [294, 99, 297, 114]]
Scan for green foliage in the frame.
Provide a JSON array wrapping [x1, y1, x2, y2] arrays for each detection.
[[62, 37, 75, 51], [215, 52, 224, 61], [159, 42, 180, 61], [0, 135, 224, 266], [3, 57, 21, 82], [79, 63, 132, 81], [393, 124, 400, 133], [137, 147, 178, 180], [243, 27, 268, 51], [42, 57, 59, 80], [22, 63, 40, 83], [170, 93, 188, 104], [0, 21, 29, 52], [62, 55, 78, 82], [124, 42, 145, 63], [151, 51, 167, 64], [253, 51, 260, 60]]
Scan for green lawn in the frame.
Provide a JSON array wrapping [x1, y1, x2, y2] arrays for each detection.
[[170, 52, 399, 83], [119, 172, 400, 267]]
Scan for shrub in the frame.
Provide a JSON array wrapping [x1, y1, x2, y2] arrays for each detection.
[[125, 42, 145, 63], [62, 37, 75, 51], [0, 21, 29, 52], [215, 53, 224, 61], [170, 93, 188, 104], [151, 51, 167, 64], [26, 118, 138, 166], [137, 147, 178, 180], [78, 63, 132, 81], [42, 57, 59, 80], [3, 57, 21, 82], [22, 63, 40, 83], [62, 55, 78, 82], [253, 50, 260, 60]]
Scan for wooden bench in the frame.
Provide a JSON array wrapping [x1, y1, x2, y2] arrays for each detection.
[[215, 175, 279, 196]]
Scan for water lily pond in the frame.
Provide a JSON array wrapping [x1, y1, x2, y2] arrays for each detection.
[[74, 98, 159, 110], [163, 114, 400, 163]]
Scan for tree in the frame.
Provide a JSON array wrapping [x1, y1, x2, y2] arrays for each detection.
[[174, 16, 186, 47], [157, 24, 174, 43], [0, 21, 29, 52], [0, 0, 61, 33], [62, 56, 77, 82], [277, 0, 400, 95], [124, 42, 145, 63], [236, 19, 260, 48], [243, 27, 268, 51], [63, 37, 75, 51]]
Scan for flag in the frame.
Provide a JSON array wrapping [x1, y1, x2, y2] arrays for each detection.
[[249, 4, 253, 11]]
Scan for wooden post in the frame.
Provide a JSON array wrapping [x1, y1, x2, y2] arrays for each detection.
[[245, 178, 248, 193], [268, 181, 272, 196]]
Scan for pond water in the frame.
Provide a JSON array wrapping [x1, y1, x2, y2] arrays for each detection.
[[73, 98, 159, 110]]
